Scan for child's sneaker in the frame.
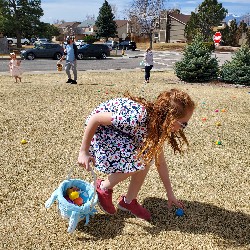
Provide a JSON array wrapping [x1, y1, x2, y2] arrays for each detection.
[[117, 195, 151, 221], [96, 179, 116, 215]]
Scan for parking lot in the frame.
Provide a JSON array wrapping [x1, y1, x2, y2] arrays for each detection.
[[0, 50, 233, 73]]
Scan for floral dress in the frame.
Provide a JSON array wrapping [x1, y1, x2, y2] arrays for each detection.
[[9, 59, 22, 77], [86, 98, 148, 174]]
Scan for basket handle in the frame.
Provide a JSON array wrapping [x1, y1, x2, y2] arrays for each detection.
[[67, 163, 97, 211]]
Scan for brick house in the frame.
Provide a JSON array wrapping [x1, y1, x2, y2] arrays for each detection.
[[53, 22, 81, 42]]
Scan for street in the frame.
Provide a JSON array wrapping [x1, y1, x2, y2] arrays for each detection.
[[0, 50, 233, 73]]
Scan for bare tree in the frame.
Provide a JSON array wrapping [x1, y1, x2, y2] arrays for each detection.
[[110, 4, 118, 19], [128, 0, 166, 48], [85, 14, 96, 21], [243, 13, 250, 26]]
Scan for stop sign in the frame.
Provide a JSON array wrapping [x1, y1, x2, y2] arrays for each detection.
[[213, 31, 222, 45]]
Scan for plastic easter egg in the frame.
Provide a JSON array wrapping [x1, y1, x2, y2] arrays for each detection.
[[216, 122, 221, 126], [66, 188, 74, 196], [72, 186, 79, 191], [21, 139, 27, 144], [69, 191, 79, 201], [215, 109, 219, 112], [176, 208, 184, 216], [73, 197, 83, 206], [215, 140, 222, 145], [65, 195, 74, 203]]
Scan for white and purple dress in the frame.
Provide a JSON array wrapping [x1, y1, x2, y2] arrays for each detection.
[[9, 59, 22, 77], [86, 98, 148, 174]]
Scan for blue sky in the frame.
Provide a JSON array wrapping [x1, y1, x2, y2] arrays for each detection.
[[40, 0, 250, 24]]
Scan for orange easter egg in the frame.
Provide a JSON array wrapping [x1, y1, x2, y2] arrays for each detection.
[[73, 197, 83, 206]]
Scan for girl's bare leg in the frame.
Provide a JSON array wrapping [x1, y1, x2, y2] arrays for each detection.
[[101, 164, 150, 201], [101, 172, 133, 189], [125, 165, 150, 201]]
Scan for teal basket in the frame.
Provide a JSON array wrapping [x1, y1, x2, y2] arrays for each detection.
[[45, 166, 98, 233]]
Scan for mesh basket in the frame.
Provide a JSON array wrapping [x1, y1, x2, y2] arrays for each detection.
[[45, 167, 98, 233]]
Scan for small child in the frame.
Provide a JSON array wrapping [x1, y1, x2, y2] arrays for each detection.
[[78, 88, 195, 221], [143, 47, 154, 83], [9, 52, 22, 83]]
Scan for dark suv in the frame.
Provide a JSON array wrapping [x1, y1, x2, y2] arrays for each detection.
[[20, 43, 64, 60], [117, 41, 137, 51], [77, 44, 110, 59]]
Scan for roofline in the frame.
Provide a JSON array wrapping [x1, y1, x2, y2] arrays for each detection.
[[168, 14, 188, 25]]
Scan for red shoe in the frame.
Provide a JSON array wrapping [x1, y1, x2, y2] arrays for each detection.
[[117, 195, 151, 221], [96, 179, 116, 215]]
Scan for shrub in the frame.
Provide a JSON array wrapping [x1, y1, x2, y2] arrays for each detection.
[[203, 42, 215, 52], [220, 45, 250, 85], [83, 35, 96, 44], [174, 35, 219, 82]]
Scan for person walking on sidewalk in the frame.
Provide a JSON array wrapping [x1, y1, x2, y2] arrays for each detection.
[[144, 47, 154, 84], [77, 88, 195, 221], [61, 36, 78, 84]]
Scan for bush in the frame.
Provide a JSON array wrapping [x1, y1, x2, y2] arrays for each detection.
[[220, 45, 250, 85], [83, 35, 96, 44], [203, 42, 215, 52], [174, 35, 219, 82]]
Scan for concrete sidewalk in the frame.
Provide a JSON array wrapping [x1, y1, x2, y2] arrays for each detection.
[[0, 54, 22, 60]]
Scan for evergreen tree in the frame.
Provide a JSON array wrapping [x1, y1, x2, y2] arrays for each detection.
[[229, 19, 238, 46], [220, 25, 231, 45], [184, 12, 200, 42], [236, 20, 248, 45], [0, 0, 44, 47], [95, 0, 117, 40], [220, 45, 250, 85], [185, 0, 227, 42], [247, 29, 250, 46], [174, 35, 219, 82]]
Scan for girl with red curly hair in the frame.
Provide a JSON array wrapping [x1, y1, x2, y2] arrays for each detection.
[[78, 88, 195, 220]]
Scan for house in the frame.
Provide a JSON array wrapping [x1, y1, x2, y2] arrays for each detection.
[[157, 12, 191, 43], [55, 19, 131, 42], [76, 20, 96, 40], [53, 22, 81, 42], [96, 20, 131, 42], [115, 20, 130, 41]]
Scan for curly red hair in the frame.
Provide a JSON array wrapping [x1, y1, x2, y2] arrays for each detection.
[[125, 88, 195, 165]]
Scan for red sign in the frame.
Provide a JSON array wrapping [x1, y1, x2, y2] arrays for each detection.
[[213, 31, 222, 45]]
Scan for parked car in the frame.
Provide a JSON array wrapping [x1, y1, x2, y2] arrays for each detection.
[[7, 37, 30, 45], [20, 43, 64, 60], [104, 40, 118, 51], [75, 40, 85, 47], [34, 38, 49, 45], [77, 44, 110, 59], [117, 41, 137, 51]]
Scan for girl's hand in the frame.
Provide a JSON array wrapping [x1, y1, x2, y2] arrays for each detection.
[[77, 151, 95, 171], [167, 193, 184, 210]]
